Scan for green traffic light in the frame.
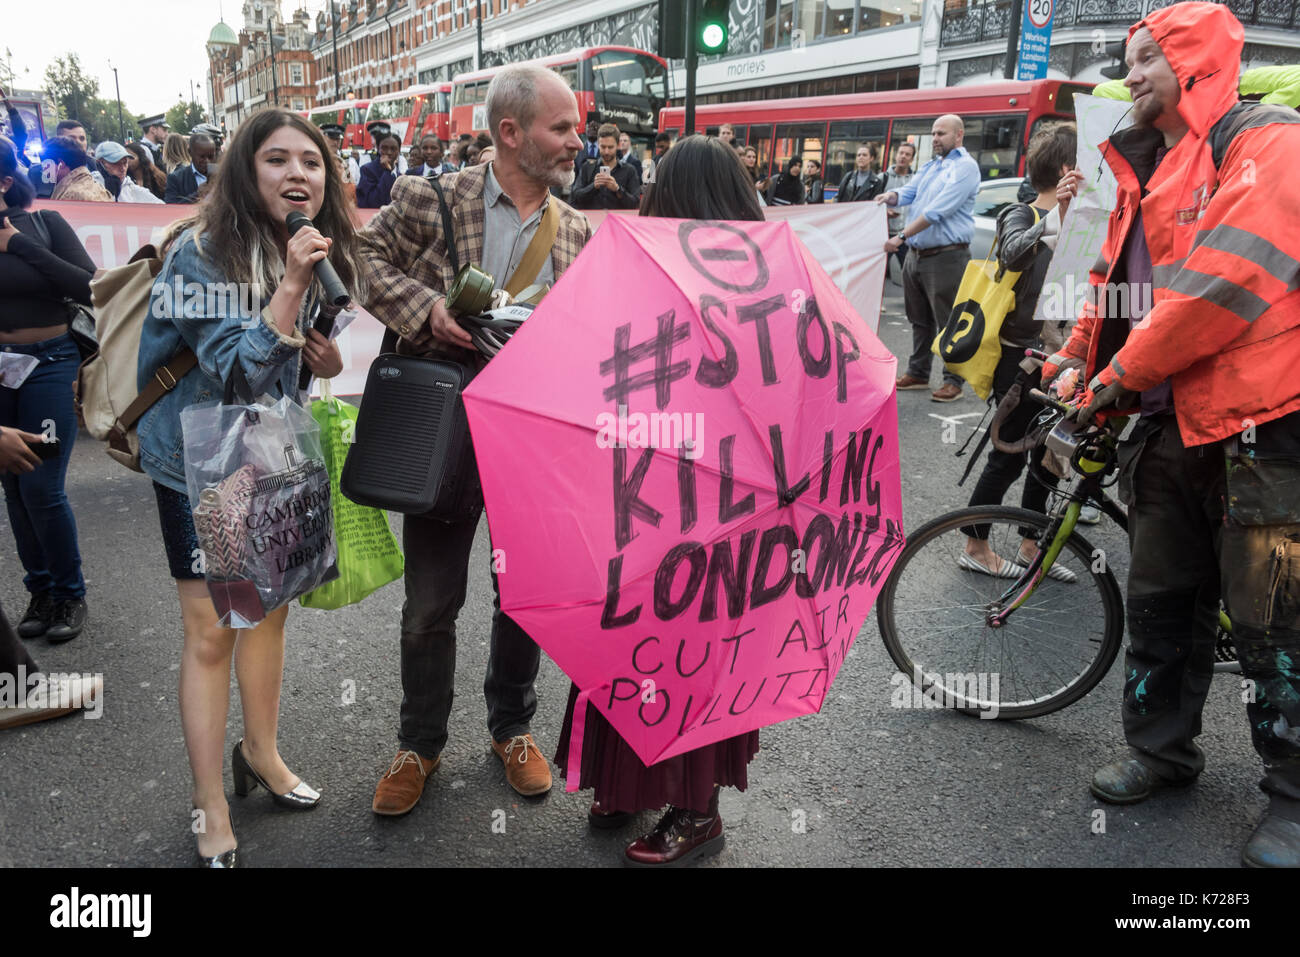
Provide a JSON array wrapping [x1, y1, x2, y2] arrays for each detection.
[[701, 22, 726, 49]]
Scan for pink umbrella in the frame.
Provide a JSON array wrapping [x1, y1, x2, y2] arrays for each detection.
[[462, 215, 904, 785]]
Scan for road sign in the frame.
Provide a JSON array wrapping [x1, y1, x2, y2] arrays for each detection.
[[1017, 0, 1055, 81]]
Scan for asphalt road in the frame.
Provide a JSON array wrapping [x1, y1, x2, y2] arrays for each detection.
[[0, 279, 1266, 868]]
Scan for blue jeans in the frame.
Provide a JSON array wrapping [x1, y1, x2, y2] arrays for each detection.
[[0, 333, 86, 601]]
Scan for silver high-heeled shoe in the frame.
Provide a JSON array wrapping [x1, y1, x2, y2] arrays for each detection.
[[194, 808, 238, 868], [232, 738, 321, 810]]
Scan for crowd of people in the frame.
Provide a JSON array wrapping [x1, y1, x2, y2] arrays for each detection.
[[1, 0, 1297, 871]]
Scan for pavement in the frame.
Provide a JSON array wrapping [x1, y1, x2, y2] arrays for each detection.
[[0, 277, 1268, 868]]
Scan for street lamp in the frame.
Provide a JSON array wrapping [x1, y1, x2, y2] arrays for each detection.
[[109, 60, 124, 143], [269, 20, 287, 107], [330, 0, 341, 102]]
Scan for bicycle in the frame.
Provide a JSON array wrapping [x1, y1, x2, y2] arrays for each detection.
[[877, 353, 1239, 720]]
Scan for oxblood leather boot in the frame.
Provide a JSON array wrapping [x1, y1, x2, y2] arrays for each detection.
[[624, 786, 723, 867]]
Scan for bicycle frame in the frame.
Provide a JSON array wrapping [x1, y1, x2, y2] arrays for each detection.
[[986, 409, 1121, 623], [984, 384, 1240, 673]]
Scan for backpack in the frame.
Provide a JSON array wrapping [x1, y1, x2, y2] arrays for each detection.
[[74, 244, 197, 471]]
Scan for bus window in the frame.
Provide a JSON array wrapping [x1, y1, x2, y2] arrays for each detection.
[[309, 107, 338, 128], [750, 124, 775, 177], [553, 63, 578, 90], [773, 122, 826, 175], [591, 51, 668, 135], [888, 118, 937, 167], [732, 124, 748, 145], [825, 119, 887, 188], [371, 97, 415, 122], [962, 115, 1024, 179]]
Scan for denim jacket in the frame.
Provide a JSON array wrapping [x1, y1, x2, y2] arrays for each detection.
[[137, 228, 312, 493]]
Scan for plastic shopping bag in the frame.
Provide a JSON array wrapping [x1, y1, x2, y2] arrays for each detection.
[[181, 392, 339, 628], [299, 381, 404, 610]]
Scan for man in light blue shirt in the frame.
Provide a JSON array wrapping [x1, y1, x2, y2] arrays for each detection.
[[876, 114, 981, 402]]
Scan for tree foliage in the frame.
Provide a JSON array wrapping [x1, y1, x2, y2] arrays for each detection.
[[165, 100, 209, 135], [42, 52, 138, 145]]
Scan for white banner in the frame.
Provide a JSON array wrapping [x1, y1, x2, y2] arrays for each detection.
[[1033, 94, 1134, 324], [39, 198, 888, 395]]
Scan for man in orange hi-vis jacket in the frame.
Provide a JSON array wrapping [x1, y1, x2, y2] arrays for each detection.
[[1041, 1, 1300, 867]]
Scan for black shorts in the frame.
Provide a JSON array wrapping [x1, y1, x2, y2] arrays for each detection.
[[152, 481, 204, 580]]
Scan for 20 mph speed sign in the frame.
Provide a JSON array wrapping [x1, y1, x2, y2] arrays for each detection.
[[1017, 0, 1056, 80]]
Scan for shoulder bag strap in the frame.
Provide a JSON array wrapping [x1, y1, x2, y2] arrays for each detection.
[[504, 201, 559, 298], [428, 175, 460, 276], [380, 175, 459, 354], [111, 349, 199, 444]]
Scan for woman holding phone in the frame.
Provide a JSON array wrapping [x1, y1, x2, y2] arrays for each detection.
[[137, 109, 366, 866], [0, 134, 94, 645]]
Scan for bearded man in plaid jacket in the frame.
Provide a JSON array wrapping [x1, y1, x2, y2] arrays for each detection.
[[357, 64, 592, 816]]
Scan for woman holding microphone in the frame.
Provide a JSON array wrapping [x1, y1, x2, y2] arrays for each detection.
[[138, 109, 366, 867]]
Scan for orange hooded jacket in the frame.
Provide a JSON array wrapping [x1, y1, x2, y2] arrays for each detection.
[[1049, 1, 1300, 446]]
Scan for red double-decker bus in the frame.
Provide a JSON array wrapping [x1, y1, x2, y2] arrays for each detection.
[[660, 79, 1091, 197], [451, 46, 669, 147], [308, 98, 371, 150], [363, 82, 453, 148]]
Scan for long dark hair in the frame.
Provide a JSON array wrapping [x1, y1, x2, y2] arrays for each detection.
[[640, 135, 764, 222], [0, 135, 36, 210], [162, 108, 366, 301], [125, 142, 167, 199], [770, 156, 804, 204]]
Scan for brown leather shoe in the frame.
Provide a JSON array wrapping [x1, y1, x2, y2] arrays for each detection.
[[372, 750, 439, 816], [931, 383, 962, 402], [896, 373, 929, 390], [624, 805, 724, 867], [491, 734, 553, 796]]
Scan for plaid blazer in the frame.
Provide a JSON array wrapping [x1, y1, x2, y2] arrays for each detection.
[[358, 162, 593, 358]]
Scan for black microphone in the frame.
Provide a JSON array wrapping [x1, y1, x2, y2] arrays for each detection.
[[285, 211, 351, 307], [1185, 68, 1222, 91]]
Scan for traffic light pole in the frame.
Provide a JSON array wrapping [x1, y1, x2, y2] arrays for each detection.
[[684, 0, 698, 135], [1004, 0, 1023, 79]]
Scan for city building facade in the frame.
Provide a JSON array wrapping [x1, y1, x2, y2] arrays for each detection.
[[206, 0, 1298, 135], [207, 1, 320, 133]]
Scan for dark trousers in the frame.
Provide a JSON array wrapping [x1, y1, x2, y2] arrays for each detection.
[[966, 347, 1054, 524], [901, 246, 967, 388], [1121, 415, 1300, 809], [0, 333, 85, 601], [397, 512, 540, 759]]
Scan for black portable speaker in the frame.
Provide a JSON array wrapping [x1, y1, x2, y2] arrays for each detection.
[[340, 353, 484, 523]]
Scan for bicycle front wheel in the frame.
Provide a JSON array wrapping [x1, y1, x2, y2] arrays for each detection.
[[877, 506, 1124, 719]]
